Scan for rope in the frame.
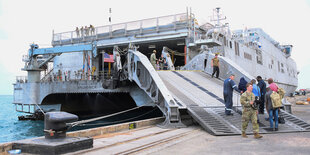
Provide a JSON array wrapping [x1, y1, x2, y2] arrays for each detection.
[[76, 107, 157, 127], [68, 106, 143, 127]]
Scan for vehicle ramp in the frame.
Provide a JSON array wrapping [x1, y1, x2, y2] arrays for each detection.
[[158, 71, 310, 136]]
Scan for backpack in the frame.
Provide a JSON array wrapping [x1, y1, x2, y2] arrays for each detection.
[[277, 87, 286, 99], [270, 91, 282, 108]]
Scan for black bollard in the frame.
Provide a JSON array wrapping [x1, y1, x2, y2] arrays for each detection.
[[44, 112, 78, 139]]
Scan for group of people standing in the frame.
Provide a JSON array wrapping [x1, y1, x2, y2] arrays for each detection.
[[224, 73, 282, 139], [75, 25, 95, 38], [150, 50, 168, 70], [212, 53, 280, 138]]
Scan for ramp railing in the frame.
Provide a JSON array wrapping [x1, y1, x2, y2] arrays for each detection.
[[126, 48, 184, 127]]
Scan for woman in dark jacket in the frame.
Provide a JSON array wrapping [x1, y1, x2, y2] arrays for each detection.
[[238, 77, 247, 93]]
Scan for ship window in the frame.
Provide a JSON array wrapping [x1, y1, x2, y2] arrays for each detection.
[[230, 41, 232, 48], [234, 42, 240, 56], [278, 61, 280, 72], [224, 37, 227, 46], [256, 50, 263, 65], [244, 52, 252, 60], [281, 63, 284, 67], [271, 60, 274, 64]]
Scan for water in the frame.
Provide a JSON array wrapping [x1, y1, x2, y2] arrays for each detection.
[[0, 95, 162, 144], [0, 95, 44, 143]]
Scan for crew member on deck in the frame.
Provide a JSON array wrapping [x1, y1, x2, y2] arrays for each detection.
[[223, 74, 241, 115], [211, 53, 220, 78], [150, 50, 158, 69]]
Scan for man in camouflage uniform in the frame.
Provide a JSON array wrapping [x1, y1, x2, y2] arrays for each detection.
[[150, 50, 157, 69], [240, 83, 263, 139]]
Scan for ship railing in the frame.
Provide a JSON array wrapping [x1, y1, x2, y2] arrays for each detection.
[[40, 68, 54, 82], [14, 103, 36, 114], [52, 13, 189, 46], [16, 76, 28, 83], [22, 55, 29, 62]]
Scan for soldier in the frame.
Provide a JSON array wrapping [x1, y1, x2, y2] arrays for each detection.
[[223, 74, 241, 115], [240, 83, 263, 139], [211, 53, 220, 78], [150, 50, 158, 69]]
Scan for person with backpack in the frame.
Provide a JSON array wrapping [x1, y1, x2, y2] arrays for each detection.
[[265, 87, 279, 131], [268, 78, 278, 92]]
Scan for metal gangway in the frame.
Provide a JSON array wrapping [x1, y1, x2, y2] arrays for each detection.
[[158, 70, 310, 135]]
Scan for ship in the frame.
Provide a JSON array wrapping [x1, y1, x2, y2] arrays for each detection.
[[13, 8, 298, 125]]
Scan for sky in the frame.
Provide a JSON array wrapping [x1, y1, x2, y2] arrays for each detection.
[[0, 0, 309, 95]]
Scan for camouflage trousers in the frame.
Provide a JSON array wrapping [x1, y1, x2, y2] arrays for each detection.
[[151, 62, 156, 69], [242, 108, 259, 133]]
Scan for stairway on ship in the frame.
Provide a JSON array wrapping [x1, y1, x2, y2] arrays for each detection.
[[158, 71, 310, 136]]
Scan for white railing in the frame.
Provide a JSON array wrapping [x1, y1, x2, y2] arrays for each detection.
[[16, 76, 28, 83], [52, 13, 189, 45]]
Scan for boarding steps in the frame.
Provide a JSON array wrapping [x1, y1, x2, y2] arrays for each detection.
[[158, 71, 310, 136]]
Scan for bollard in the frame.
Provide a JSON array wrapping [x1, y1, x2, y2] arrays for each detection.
[[44, 112, 78, 139]]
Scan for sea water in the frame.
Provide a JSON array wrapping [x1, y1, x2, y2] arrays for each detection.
[[0, 95, 162, 143], [0, 95, 44, 143]]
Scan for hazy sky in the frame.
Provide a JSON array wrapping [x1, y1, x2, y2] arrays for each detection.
[[0, 0, 309, 95]]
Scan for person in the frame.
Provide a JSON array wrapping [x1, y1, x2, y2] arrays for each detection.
[[90, 24, 95, 35], [80, 26, 84, 38], [158, 54, 164, 70], [156, 60, 160, 70], [223, 74, 241, 115], [211, 54, 220, 78], [268, 78, 278, 92], [163, 58, 168, 70], [240, 83, 263, 138], [76, 27, 80, 38], [84, 26, 89, 36], [150, 50, 157, 69], [257, 76, 267, 114], [92, 66, 96, 76], [238, 77, 248, 93], [251, 79, 261, 123], [265, 87, 279, 131]]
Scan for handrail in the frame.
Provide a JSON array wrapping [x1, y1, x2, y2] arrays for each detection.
[[53, 13, 187, 35], [52, 13, 189, 45]]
